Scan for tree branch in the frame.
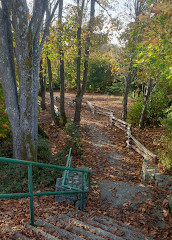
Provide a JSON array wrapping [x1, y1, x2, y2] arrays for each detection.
[[39, 0, 59, 51], [95, 0, 112, 18], [29, 0, 47, 38]]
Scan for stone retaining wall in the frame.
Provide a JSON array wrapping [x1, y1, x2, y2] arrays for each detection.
[[141, 158, 172, 214], [55, 167, 89, 208]]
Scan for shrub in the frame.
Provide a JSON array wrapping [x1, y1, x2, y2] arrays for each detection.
[[0, 134, 56, 194], [105, 81, 123, 95], [0, 84, 11, 139], [64, 123, 83, 156], [158, 108, 172, 173], [0, 133, 13, 158], [127, 96, 143, 125], [127, 91, 169, 126], [146, 91, 169, 126], [37, 134, 52, 163], [158, 138, 172, 174]]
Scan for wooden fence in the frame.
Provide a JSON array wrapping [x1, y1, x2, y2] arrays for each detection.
[[50, 95, 156, 162], [85, 100, 157, 162]]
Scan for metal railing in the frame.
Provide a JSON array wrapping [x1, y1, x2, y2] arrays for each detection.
[[62, 148, 88, 193], [0, 150, 91, 225], [62, 148, 72, 185]]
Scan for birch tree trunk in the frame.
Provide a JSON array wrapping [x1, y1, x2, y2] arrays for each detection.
[[0, 0, 59, 160]]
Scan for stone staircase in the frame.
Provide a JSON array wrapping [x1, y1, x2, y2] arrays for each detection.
[[3, 212, 153, 240]]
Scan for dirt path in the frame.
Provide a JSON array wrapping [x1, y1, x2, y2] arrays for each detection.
[[0, 93, 171, 239], [56, 93, 172, 239]]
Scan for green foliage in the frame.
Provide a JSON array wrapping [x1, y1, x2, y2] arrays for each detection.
[[38, 125, 49, 139], [146, 91, 169, 126], [64, 123, 83, 156], [87, 57, 114, 91], [127, 91, 169, 126], [42, 4, 110, 92], [127, 96, 143, 125], [37, 135, 52, 163], [164, 108, 172, 137], [0, 84, 13, 158], [0, 133, 13, 158], [158, 138, 172, 173], [158, 108, 172, 173], [0, 134, 65, 194], [0, 163, 28, 194], [0, 84, 11, 138], [105, 77, 123, 95]]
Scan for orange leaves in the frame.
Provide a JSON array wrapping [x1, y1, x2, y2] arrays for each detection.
[[163, 209, 170, 218], [65, 221, 75, 231]]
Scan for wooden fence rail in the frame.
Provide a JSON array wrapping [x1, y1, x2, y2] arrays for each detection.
[[47, 95, 156, 162], [84, 100, 156, 162]]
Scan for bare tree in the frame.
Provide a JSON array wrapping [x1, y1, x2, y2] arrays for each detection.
[[0, 0, 59, 160]]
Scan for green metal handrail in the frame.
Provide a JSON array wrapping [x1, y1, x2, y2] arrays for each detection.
[[62, 147, 72, 183], [62, 148, 88, 195], [0, 151, 91, 225]]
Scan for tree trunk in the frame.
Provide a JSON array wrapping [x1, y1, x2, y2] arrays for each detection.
[[58, 0, 67, 126], [74, 0, 95, 125], [76, 0, 85, 92], [122, 63, 132, 121], [139, 79, 153, 129], [0, 1, 21, 159], [73, 0, 85, 125], [40, 59, 46, 110], [122, 0, 144, 122], [74, 93, 83, 125], [47, 56, 56, 125], [0, 0, 59, 160], [59, 52, 67, 125]]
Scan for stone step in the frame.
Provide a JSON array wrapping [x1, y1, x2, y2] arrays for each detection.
[[35, 219, 83, 240], [3, 227, 31, 240], [3, 212, 153, 240], [49, 216, 106, 240], [94, 214, 150, 237], [26, 224, 60, 240], [67, 211, 152, 240], [59, 213, 122, 240], [91, 216, 146, 240], [79, 216, 131, 239]]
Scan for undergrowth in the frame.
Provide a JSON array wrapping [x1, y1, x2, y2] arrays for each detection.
[[127, 91, 169, 127], [64, 122, 83, 157], [158, 108, 172, 174], [0, 134, 67, 194]]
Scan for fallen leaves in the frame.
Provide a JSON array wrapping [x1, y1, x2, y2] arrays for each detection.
[[1, 93, 171, 239]]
